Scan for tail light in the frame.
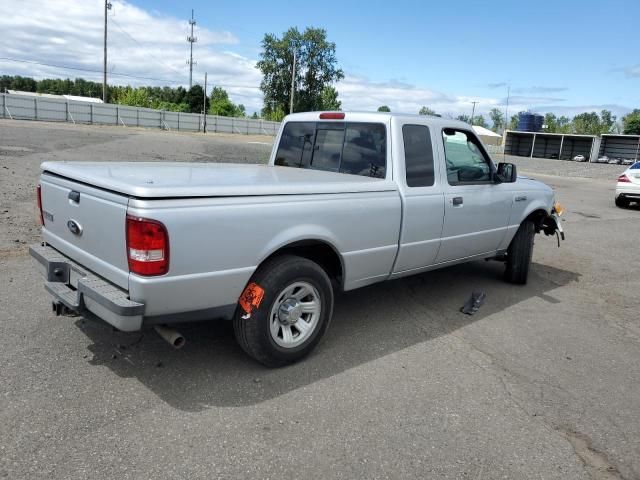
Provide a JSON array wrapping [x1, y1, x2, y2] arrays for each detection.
[[36, 184, 44, 225], [618, 174, 631, 183], [126, 215, 169, 276]]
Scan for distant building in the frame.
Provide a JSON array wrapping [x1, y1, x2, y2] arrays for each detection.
[[7, 90, 103, 104], [472, 125, 502, 146]]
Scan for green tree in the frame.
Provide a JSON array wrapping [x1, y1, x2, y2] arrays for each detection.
[[457, 114, 470, 123], [0, 75, 37, 92], [599, 109, 616, 134], [622, 109, 640, 135], [320, 86, 341, 110], [262, 104, 286, 121], [543, 112, 558, 132], [251, 112, 259, 119], [419, 106, 436, 116], [257, 27, 344, 117], [208, 86, 238, 117], [489, 108, 504, 132], [471, 115, 488, 128], [556, 116, 571, 133], [185, 84, 209, 113], [572, 112, 603, 135], [377, 105, 391, 112], [508, 114, 518, 130], [112, 86, 151, 108]]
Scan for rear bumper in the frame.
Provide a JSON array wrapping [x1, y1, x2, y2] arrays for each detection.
[[616, 185, 640, 199], [29, 243, 145, 332]]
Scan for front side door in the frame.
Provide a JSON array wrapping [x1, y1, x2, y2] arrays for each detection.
[[435, 128, 512, 263]]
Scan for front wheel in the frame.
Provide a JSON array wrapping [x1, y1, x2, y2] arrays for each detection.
[[233, 255, 334, 367], [504, 220, 535, 285], [615, 196, 629, 208]]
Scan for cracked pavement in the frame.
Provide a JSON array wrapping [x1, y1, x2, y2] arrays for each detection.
[[1, 120, 639, 479]]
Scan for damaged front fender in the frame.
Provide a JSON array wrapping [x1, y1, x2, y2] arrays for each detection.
[[542, 212, 565, 245]]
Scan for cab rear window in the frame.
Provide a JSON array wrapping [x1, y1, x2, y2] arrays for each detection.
[[275, 121, 386, 178], [630, 162, 640, 169]]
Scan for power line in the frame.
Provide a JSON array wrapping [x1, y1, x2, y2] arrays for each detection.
[[110, 18, 185, 78], [0, 57, 262, 94], [0, 56, 185, 84]]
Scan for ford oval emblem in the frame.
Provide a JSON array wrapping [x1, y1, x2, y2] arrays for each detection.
[[67, 219, 83, 236]]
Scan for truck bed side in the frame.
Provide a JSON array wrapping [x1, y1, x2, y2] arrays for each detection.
[[126, 189, 402, 318]]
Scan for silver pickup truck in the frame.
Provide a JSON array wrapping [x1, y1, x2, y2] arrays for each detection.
[[31, 112, 564, 366]]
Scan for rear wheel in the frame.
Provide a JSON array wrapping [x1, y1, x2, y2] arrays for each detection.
[[615, 196, 630, 208], [233, 255, 334, 367], [504, 220, 535, 285]]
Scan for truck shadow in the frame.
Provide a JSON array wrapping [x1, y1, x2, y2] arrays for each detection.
[[78, 260, 579, 411]]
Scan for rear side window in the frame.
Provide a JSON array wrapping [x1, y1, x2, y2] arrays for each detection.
[[274, 122, 315, 167], [341, 123, 386, 178], [403, 124, 435, 187], [275, 121, 386, 178]]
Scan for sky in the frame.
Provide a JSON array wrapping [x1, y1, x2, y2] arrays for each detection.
[[1, 0, 639, 121]]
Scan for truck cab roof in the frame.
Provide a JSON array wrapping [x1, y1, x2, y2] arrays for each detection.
[[283, 111, 471, 130]]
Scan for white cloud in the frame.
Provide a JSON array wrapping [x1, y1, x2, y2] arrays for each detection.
[[0, 0, 263, 109], [337, 75, 505, 118], [623, 64, 640, 78]]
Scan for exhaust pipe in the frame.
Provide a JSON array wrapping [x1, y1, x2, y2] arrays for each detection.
[[52, 301, 74, 317], [154, 325, 185, 349]]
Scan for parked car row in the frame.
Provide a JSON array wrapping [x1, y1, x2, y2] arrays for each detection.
[[598, 156, 636, 165], [539, 153, 637, 164]]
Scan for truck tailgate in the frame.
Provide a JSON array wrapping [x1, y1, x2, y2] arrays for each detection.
[[40, 172, 129, 289]]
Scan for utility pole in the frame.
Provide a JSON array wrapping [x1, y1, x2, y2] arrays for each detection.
[[187, 10, 197, 89], [289, 50, 296, 114], [504, 85, 511, 131], [103, 0, 112, 103], [470, 101, 478, 125], [203, 72, 207, 133]]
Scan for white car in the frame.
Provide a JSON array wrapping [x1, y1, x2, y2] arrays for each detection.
[[597, 156, 609, 163], [616, 162, 640, 207], [573, 154, 586, 162]]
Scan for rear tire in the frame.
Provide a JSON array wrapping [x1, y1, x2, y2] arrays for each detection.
[[504, 220, 535, 285], [615, 196, 629, 208], [233, 255, 334, 367]]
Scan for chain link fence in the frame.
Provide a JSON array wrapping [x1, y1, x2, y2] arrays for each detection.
[[0, 93, 280, 136]]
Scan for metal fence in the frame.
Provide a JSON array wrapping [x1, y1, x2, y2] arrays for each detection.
[[0, 93, 280, 136]]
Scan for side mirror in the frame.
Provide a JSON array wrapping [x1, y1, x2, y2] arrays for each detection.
[[496, 162, 517, 183]]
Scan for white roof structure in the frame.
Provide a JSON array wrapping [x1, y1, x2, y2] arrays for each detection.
[[7, 90, 103, 103], [472, 125, 502, 138]]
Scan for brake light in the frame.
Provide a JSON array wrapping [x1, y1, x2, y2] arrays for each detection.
[[126, 215, 169, 276], [36, 184, 44, 225], [319, 112, 345, 120], [618, 174, 631, 183]]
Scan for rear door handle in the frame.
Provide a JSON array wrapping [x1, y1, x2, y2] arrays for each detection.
[[515, 195, 527, 202], [452, 196, 463, 206]]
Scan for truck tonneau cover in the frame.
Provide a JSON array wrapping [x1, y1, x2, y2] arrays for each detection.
[[41, 162, 396, 198]]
